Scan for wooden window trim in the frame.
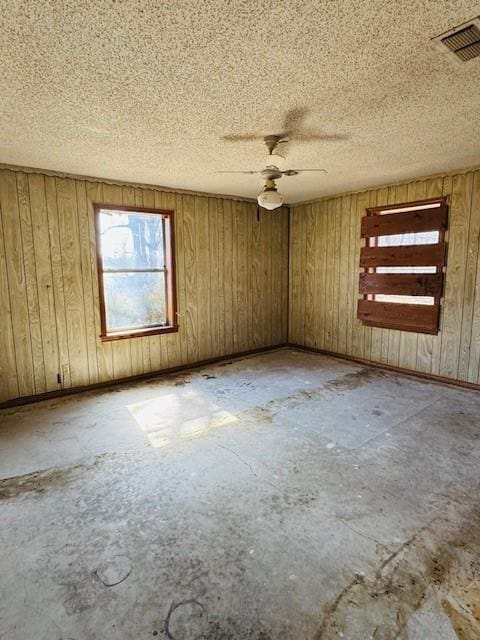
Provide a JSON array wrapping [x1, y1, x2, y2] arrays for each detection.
[[358, 197, 448, 335], [94, 203, 178, 341]]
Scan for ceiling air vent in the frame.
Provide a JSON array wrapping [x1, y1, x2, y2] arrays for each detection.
[[432, 17, 480, 62]]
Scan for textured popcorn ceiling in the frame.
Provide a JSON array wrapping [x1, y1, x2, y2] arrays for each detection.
[[1, 1, 480, 203]]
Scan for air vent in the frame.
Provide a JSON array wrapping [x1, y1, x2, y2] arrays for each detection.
[[432, 17, 480, 63]]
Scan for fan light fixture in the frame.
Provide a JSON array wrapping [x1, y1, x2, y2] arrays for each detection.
[[257, 180, 284, 210]]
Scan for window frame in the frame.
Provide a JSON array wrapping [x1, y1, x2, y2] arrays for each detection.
[[357, 197, 448, 335], [93, 203, 178, 341]]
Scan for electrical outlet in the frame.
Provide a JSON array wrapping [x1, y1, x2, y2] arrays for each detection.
[[61, 363, 70, 378]]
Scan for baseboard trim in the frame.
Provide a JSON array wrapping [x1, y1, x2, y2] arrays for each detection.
[[0, 344, 288, 410], [287, 343, 480, 392]]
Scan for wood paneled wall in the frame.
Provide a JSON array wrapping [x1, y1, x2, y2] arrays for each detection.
[[289, 168, 480, 385], [0, 168, 289, 403]]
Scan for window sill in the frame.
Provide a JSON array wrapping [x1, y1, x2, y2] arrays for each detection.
[[100, 325, 179, 341]]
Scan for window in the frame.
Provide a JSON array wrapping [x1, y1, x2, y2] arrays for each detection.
[[94, 204, 177, 340], [357, 198, 448, 334]]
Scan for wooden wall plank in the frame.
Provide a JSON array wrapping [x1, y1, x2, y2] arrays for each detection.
[[85, 181, 114, 381], [208, 198, 221, 355], [361, 204, 447, 237], [289, 168, 480, 385], [360, 243, 446, 268], [174, 193, 189, 364], [468, 172, 480, 384], [337, 195, 351, 355], [458, 174, 478, 381], [196, 196, 211, 360], [439, 172, 473, 379], [351, 191, 369, 359], [251, 206, 262, 348], [76, 180, 99, 384], [56, 177, 90, 387], [0, 188, 19, 401], [45, 176, 71, 388], [304, 204, 315, 348], [183, 194, 199, 363], [222, 199, 234, 355], [0, 171, 35, 396], [216, 199, 226, 352], [430, 175, 453, 376], [28, 173, 61, 392], [279, 207, 289, 344], [16, 172, 46, 393], [359, 272, 443, 297], [346, 194, 358, 355]]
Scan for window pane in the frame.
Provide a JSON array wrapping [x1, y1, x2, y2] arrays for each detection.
[[378, 230, 439, 247], [377, 266, 437, 274], [375, 294, 435, 306], [99, 211, 164, 269], [104, 272, 166, 332]]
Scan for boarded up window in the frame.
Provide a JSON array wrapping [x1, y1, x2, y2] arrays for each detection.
[[357, 198, 448, 334]]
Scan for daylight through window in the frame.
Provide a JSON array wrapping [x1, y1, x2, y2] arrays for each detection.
[[94, 205, 177, 340]]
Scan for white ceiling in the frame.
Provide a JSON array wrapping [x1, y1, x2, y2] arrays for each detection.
[[1, 1, 479, 203]]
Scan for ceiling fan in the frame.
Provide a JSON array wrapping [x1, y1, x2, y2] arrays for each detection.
[[219, 109, 344, 209], [218, 135, 327, 210]]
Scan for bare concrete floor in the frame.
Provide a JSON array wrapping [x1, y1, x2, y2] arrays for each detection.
[[1, 348, 480, 639]]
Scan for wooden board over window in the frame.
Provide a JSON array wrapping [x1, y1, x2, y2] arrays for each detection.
[[357, 197, 448, 334], [94, 204, 177, 340]]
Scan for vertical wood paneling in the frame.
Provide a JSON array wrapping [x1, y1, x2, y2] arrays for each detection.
[[223, 199, 234, 355], [76, 180, 99, 384], [45, 176, 71, 388], [304, 204, 315, 348], [338, 195, 351, 354], [56, 177, 89, 387], [28, 173, 61, 392], [252, 207, 262, 348], [196, 196, 211, 360], [174, 193, 188, 365], [16, 172, 46, 393], [468, 172, 480, 384], [458, 174, 479, 381], [0, 170, 35, 396], [183, 194, 200, 363], [0, 168, 289, 403], [289, 167, 480, 386], [439, 172, 473, 379], [0, 188, 19, 401]]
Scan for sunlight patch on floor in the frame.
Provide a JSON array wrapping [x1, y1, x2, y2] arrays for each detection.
[[127, 389, 239, 448]]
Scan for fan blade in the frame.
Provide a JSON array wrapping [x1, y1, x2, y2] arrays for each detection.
[[282, 169, 327, 176], [215, 170, 258, 174]]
